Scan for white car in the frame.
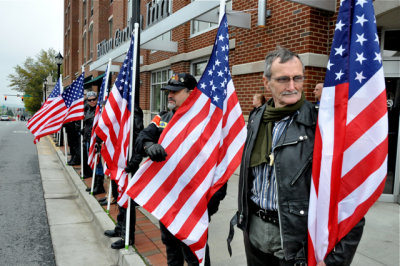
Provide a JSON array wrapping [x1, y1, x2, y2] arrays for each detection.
[[1, 115, 9, 121]]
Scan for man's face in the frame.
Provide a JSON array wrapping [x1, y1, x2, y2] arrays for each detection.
[[263, 57, 304, 108], [313, 83, 323, 101], [87, 97, 97, 107], [167, 88, 191, 111]]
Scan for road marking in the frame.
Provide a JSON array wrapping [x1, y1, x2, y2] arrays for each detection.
[[13, 130, 29, 133]]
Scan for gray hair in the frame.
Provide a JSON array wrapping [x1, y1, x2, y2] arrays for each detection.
[[263, 46, 304, 79]]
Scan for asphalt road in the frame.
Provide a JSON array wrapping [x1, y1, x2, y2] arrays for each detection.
[[0, 121, 55, 265]]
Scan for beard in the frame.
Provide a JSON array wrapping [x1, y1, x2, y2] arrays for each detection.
[[167, 102, 176, 110]]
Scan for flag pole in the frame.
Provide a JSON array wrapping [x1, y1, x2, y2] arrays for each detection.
[[90, 153, 98, 195], [125, 22, 139, 250], [64, 127, 68, 164], [103, 58, 112, 213], [81, 65, 85, 178], [59, 74, 68, 165]]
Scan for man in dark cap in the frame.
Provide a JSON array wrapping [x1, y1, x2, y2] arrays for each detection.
[[128, 73, 226, 265]]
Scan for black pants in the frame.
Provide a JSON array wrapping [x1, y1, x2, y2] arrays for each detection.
[[160, 222, 210, 266], [65, 123, 80, 160], [111, 180, 118, 200], [243, 231, 296, 266], [115, 200, 136, 241]]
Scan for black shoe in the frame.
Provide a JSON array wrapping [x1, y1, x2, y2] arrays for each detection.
[[86, 187, 91, 192], [92, 185, 105, 195], [98, 197, 107, 202], [68, 160, 80, 166], [104, 229, 120, 238], [100, 198, 116, 206], [111, 239, 134, 249]]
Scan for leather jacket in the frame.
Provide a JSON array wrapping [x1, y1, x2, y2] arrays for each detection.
[[134, 110, 227, 215], [83, 105, 96, 142], [236, 100, 364, 264]]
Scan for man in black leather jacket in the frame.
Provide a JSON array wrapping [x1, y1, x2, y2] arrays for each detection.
[[132, 73, 227, 266], [235, 47, 364, 266]]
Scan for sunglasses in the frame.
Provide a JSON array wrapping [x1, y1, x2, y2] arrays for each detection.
[[87, 98, 97, 102]]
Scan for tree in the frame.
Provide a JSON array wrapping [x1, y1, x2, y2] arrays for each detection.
[[8, 49, 62, 113]]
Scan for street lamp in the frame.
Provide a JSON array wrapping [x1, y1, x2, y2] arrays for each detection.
[[43, 77, 48, 102], [55, 52, 63, 79]]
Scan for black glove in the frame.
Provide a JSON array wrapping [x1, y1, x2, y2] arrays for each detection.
[[125, 161, 140, 174], [145, 143, 167, 162]]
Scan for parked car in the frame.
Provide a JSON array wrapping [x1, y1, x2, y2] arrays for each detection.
[[1, 115, 9, 121]]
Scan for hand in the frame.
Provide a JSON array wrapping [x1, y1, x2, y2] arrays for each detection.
[[125, 161, 139, 174], [145, 144, 167, 162], [317, 261, 326, 266]]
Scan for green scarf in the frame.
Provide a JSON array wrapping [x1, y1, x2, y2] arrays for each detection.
[[250, 93, 305, 167]]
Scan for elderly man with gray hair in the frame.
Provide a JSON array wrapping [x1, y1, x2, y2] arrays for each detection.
[[233, 47, 365, 266]]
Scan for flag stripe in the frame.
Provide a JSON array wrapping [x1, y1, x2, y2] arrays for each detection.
[[344, 89, 387, 150]]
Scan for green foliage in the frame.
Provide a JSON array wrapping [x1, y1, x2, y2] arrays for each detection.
[[8, 49, 63, 113], [6, 109, 13, 116]]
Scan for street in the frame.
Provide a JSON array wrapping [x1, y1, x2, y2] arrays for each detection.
[[0, 121, 55, 265]]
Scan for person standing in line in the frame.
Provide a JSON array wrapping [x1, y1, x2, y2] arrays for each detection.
[[234, 47, 364, 266], [132, 73, 226, 266], [249, 93, 266, 123], [313, 82, 323, 107], [103, 105, 144, 249]]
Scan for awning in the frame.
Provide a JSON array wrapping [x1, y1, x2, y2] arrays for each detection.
[[84, 73, 105, 86]]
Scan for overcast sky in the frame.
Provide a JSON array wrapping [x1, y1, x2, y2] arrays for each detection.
[[0, 0, 63, 107]]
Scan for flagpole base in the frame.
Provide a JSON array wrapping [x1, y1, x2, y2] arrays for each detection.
[[125, 245, 129, 250]]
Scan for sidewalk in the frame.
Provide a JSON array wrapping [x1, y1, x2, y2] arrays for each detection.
[[46, 136, 399, 266]]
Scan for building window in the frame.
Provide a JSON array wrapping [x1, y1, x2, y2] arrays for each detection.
[[383, 30, 400, 59], [191, 59, 208, 81], [108, 18, 113, 39], [83, 32, 87, 63], [90, 0, 94, 16], [89, 24, 93, 59], [151, 69, 172, 116], [83, 0, 87, 25], [190, 0, 217, 35]]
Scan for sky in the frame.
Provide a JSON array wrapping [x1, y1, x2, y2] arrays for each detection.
[[0, 0, 63, 108]]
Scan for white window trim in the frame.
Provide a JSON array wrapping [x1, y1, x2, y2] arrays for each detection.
[[150, 68, 172, 116]]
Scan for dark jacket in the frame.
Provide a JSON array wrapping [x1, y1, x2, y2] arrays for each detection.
[[135, 110, 227, 214], [83, 105, 96, 142], [237, 100, 364, 265]]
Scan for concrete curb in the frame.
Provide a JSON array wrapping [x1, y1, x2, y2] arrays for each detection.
[[51, 140, 146, 266]]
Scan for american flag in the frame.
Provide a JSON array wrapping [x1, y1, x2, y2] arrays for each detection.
[[308, 0, 388, 264], [27, 73, 85, 143], [95, 37, 135, 195], [121, 14, 246, 263], [27, 77, 64, 143], [88, 66, 109, 169], [61, 72, 85, 124]]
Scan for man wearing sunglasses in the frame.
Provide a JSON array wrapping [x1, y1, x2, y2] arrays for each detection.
[[83, 91, 105, 195], [234, 47, 365, 266]]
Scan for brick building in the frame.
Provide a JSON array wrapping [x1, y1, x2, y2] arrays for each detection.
[[63, 0, 400, 202]]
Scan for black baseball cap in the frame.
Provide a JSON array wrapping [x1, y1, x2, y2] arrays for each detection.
[[161, 73, 197, 91]]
